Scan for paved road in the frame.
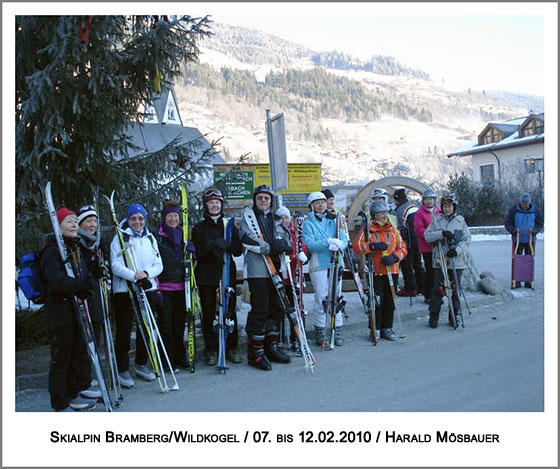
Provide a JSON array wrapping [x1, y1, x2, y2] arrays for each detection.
[[15, 239, 545, 412]]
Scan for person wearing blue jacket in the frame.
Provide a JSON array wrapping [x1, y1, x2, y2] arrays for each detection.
[[504, 192, 543, 288], [303, 191, 348, 347]]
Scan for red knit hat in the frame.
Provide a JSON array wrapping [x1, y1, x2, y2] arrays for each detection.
[[56, 207, 77, 224]]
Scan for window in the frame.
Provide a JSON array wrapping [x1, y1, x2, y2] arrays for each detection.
[[480, 164, 495, 183], [520, 118, 544, 137], [481, 127, 502, 145]]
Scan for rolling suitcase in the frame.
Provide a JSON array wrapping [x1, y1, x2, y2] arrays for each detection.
[[511, 231, 535, 290]]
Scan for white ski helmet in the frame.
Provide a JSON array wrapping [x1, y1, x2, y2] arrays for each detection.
[[371, 188, 389, 203], [307, 191, 327, 207]]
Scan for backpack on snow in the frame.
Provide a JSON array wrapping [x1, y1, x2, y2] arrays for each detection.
[[17, 252, 46, 304]]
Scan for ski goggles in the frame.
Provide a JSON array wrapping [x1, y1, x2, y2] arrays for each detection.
[[203, 189, 224, 201], [440, 197, 456, 205]]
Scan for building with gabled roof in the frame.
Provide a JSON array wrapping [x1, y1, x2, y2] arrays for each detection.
[[126, 87, 226, 167], [447, 113, 544, 183]]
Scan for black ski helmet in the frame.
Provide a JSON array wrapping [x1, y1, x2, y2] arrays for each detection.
[[202, 188, 224, 213], [252, 184, 275, 203]]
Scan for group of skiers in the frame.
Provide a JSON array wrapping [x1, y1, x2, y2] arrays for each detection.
[[39, 179, 520, 412]]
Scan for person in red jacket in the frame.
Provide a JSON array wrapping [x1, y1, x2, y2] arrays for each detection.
[[353, 200, 407, 341], [413, 189, 441, 305]]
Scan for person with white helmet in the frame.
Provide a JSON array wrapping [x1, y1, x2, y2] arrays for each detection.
[[239, 185, 293, 371], [353, 199, 407, 341], [413, 189, 441, 305], [424, 194, 471, 328], [302, 191, 348, 347], [371, 188, 397, 227]]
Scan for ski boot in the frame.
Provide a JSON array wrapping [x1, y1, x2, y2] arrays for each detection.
[[334, 327, 344, 346], [428, 312, 439, 329], [264, 334, 291, 364], [315, 327, 326, 347], [247, 336, 271, 371]]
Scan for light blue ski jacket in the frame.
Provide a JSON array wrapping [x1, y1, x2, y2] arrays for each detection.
[[303, 212, 348, 273]]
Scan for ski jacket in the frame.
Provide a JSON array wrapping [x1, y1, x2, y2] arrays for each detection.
[[156, 226, 185, 290], [504, 203, 543, 243], [239, 207, 292, 279], [110, 226, 162, 294], [352, 219, 408, 276], [75, 229, 105, 322], [414, 203, 441, 253], [39, 235, 98, 327], [302, 212, 348, 273], [424, 213, 471, 270], [192, 214, 242, 287], [394, 200, 416, 232]]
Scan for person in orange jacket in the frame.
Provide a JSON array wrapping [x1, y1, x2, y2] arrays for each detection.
[[353, 199, 407, 341]]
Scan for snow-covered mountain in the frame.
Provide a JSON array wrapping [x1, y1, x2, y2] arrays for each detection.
[[175, 22, 544, 190]]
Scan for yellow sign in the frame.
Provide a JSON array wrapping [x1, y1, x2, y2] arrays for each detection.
[[255, 164, 322, 194]]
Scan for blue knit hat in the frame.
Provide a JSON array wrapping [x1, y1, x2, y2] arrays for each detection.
[[126, 203, 147, 220], [520, 192, 531, 204]]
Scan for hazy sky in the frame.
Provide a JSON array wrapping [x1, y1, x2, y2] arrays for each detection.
[[185, 2, 552, 96]]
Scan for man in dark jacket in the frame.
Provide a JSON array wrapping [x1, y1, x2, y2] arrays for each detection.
[[504, 192, 543, 288], [393, 189, 424, 297], [192, 189, 243, 366]]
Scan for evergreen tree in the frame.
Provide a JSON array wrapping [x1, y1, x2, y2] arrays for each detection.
[[16, 15, 212, 255]]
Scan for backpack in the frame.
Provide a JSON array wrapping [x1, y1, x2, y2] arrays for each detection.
[[17, 252, 46, 304]]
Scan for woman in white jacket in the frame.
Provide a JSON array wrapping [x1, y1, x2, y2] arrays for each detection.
[[110, 203, 163, 388]]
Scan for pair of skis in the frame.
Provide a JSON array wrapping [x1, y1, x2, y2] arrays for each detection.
[[106, 191, 179, 392], [358, 210, 379, 345], [91, 187, 123, 407], [215, 217, 236, 373], [322, 212, 346, 350], [181, 183, 202, 373], [242, 207, 315, 372], [41, 182, 113, 411]]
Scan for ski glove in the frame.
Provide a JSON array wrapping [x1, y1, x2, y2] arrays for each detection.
[[137, 278, 152, 290], [89, 260, 105, 279], [447, 248, 457, 258], [213, 238, 232, 252], [76, 289, 94, 300], [328, 238, 345, 251], [297, 252, 308, 264], [185, 241, 196, 253], [271, 238, 290, 253], [369, 241, 388, 251], [442, 230, 455, 241], [381, 254, 399, 266], [258, 240, 270, 255]]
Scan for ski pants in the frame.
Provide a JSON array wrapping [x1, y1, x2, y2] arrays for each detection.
[[198, 284, 239, 353], [309, 269, 343, 329], [159, 290, 188, 368], [422, 252, 435, 300], [113, 291, 158, 372], [373, 274, 398, 329], [48, 320, 91, 411], [401, 247, 425, 292], [246, 277, 284, 338], [429, 268, 463, 314]]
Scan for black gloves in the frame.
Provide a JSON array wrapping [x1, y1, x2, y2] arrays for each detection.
[[213, 238, 232, 252], [137, 278, 152, 290], [447, 248, 457, 258], [381, 254, 399, 266], [369, 242, 388, 251], [442, 230, 455, 241], [76, 289, 94, 300], [271, 238, 290, 253], [89, 261, 105, 279]]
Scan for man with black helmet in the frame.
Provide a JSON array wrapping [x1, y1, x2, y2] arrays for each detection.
[[392, 189, 424, 297], [321, 189, 336, 214], [424, 194, 471, 328], [239, 185, 293, 371], [192, 188, 243, 366]]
